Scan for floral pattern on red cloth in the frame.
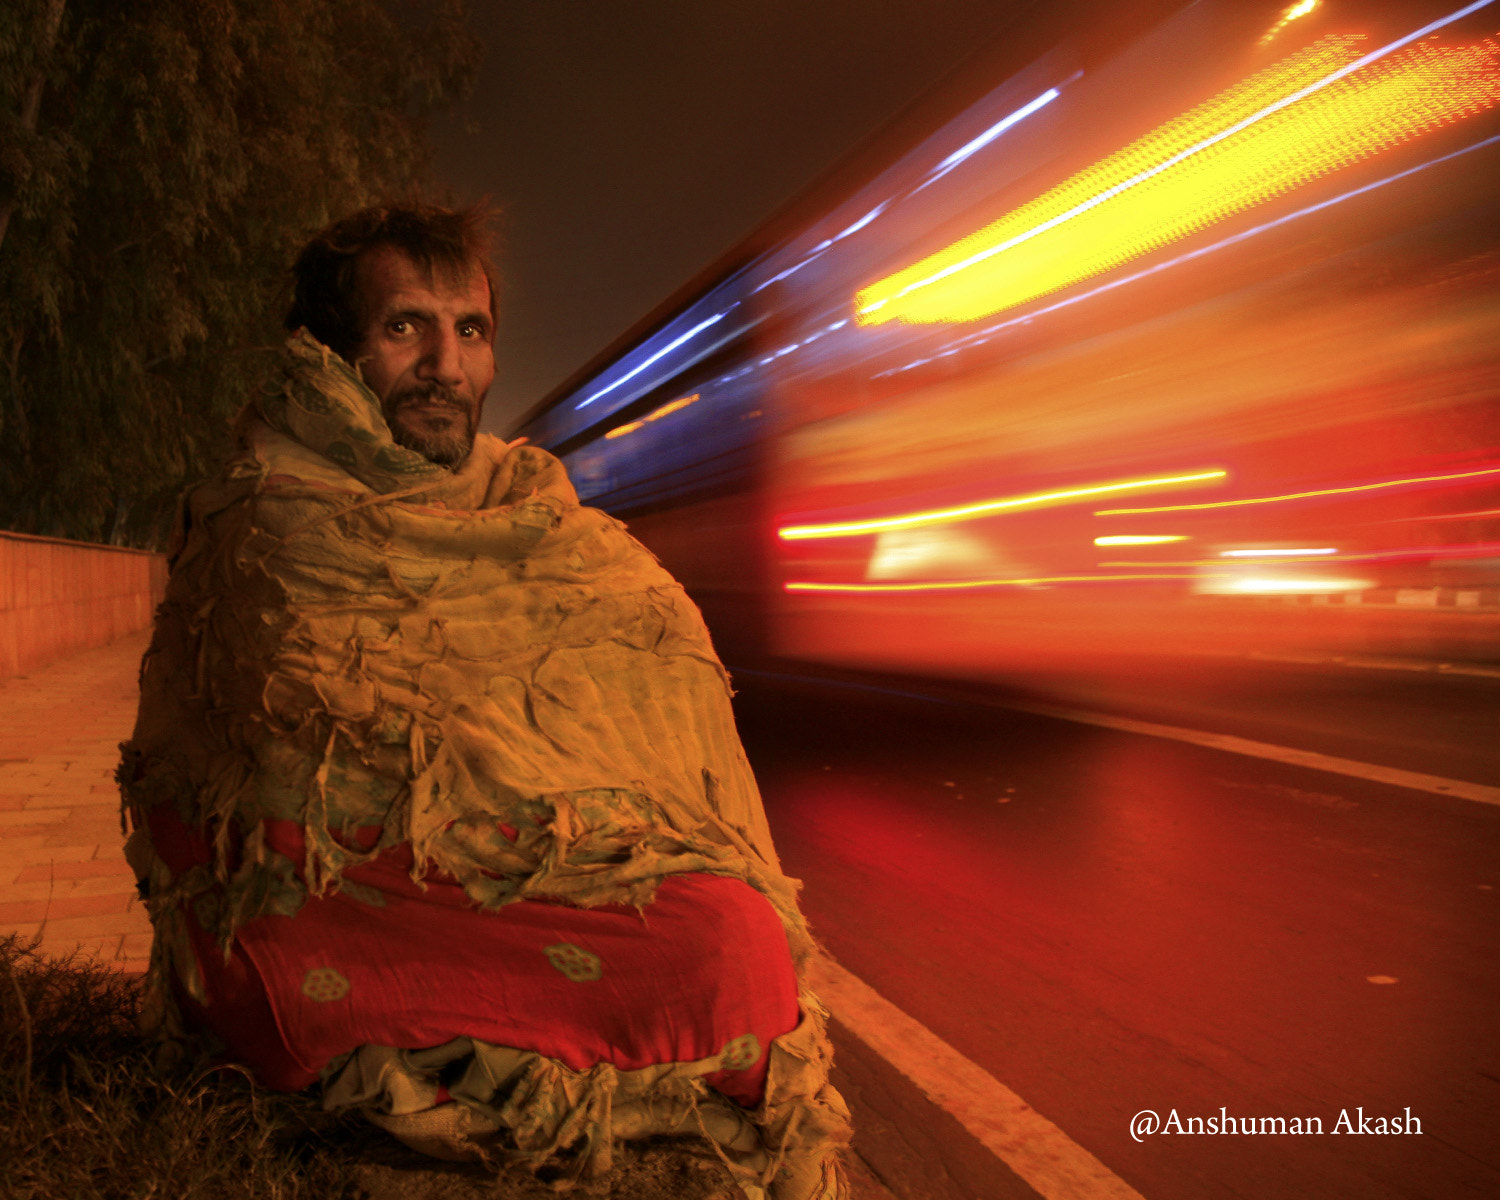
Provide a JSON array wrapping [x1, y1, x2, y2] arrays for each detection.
[[155, 808, 798, 1107]]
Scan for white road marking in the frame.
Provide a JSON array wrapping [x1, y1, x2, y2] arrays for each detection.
[[998, 700, 1500, 808], [808, 954, 1148, 1200], [734, 665, 1500, 807], [1246, 650, 1500, 680]]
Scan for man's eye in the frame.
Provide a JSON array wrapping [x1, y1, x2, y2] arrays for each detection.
[[459, 323, 484, 339], [388, 320, 411, 335]]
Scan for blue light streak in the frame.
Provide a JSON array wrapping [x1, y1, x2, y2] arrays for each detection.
[[575, 307, 734, 410], [753, 200, 896, 296], [751, 83, 1065, 299]]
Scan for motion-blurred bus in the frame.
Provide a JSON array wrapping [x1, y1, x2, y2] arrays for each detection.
[[513, 0, 1500, 681]]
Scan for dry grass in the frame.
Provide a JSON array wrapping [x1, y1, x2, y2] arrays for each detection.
[[0, 933, 740, 1199], [0, 932, 364, 1198]]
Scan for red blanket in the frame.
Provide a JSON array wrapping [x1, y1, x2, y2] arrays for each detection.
[[155, 810, 799, 1107]]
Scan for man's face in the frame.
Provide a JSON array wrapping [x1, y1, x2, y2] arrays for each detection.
[[352, 244, 495, 468]]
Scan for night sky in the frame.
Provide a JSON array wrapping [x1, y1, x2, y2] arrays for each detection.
[[429, 1, 1036, 433]]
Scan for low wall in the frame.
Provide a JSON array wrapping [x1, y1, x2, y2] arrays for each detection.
[[0, 530, 168, 678]]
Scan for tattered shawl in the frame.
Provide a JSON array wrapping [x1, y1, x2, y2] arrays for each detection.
[[120, 331, 849, 1195]]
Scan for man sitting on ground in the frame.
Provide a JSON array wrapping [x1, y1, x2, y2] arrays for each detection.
[[120, 202, 849, 1199]]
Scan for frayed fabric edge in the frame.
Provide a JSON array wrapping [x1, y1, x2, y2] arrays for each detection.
[[320, 990, 850, 1200]]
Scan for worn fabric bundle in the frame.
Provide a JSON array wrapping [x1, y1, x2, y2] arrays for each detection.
[[119, 330, 850, 1197]]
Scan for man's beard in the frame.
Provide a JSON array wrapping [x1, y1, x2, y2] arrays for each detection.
[[383, 385, 475, 468]]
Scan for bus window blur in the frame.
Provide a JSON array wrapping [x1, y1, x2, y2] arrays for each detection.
[[516, 0, 1500, 681]]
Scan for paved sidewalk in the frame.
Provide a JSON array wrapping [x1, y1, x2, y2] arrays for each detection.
[[0, 631, 152, 971]]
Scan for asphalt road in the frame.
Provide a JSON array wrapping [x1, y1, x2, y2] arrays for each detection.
[[728, 659, 1500, 1200]]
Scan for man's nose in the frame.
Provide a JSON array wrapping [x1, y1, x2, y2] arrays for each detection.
[[418, 327, 465, 387]]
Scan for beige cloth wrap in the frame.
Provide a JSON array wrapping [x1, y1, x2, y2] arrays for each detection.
[[119, 331, 850, 1197]]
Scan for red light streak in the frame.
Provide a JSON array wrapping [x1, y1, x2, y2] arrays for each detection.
[[1302, 540, 1500, 564], [1415, 508, 1500, 521], [1103, 541, 1500, 568]]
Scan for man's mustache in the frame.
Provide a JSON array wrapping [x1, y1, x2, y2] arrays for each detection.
[[388, 385, 468, 413]]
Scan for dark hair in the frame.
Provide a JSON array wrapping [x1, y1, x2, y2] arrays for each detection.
[[284, 202, 497, 360]]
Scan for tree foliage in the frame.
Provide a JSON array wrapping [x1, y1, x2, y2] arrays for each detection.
[[0, 0, 478, 547]]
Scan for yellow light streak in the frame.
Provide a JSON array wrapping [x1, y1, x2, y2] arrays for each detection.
[[784, 574, 1195, 592], [645, 393, 700, 421], [1096, 463, 1500, 515], [1262, 0, 1322, 46], [778, 469, 1226, 541], [855, 34, 1500, 325], [602, 393, 701, 440], [1093, 534, 1190, 545], [1102, 558, 1329, 567]]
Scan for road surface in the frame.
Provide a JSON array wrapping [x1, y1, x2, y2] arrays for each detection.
[[729, 656, 1500, 1199]]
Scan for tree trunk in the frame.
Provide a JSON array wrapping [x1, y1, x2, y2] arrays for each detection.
[[0, 0, 69, 255]]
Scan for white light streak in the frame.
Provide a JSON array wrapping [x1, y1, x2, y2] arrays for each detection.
[[917, 85, 1068, 191], [1220, 547, 1338, 557], [835, 202, 889, 240]]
